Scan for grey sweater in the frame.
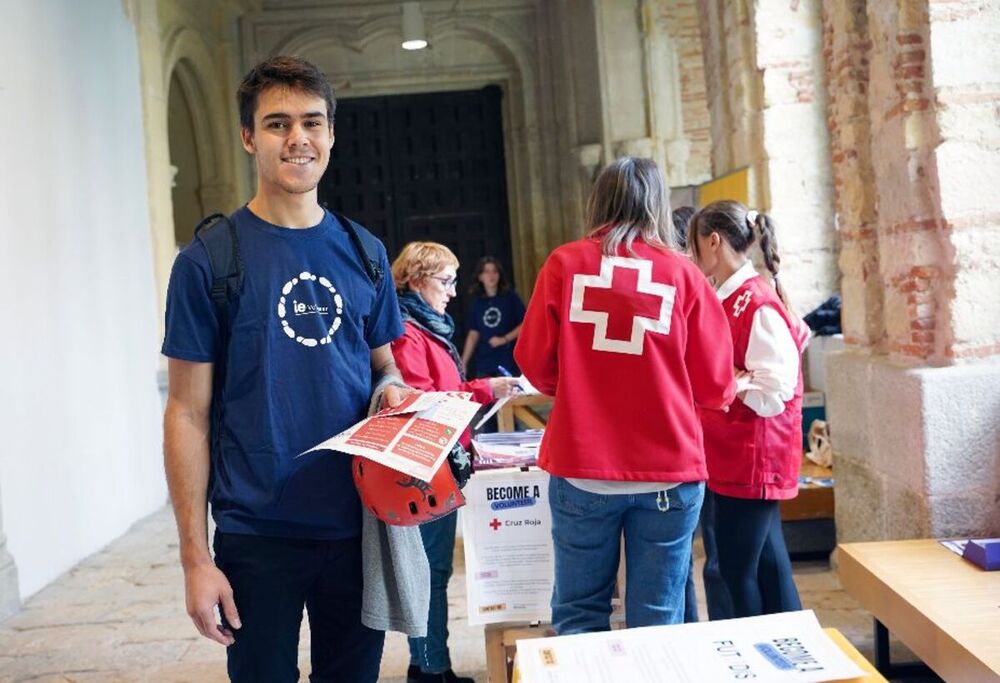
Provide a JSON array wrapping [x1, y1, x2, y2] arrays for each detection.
[[360, 376, 430, 636]]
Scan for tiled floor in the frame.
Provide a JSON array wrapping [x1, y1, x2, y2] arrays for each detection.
[[0, 506, 914, 682]]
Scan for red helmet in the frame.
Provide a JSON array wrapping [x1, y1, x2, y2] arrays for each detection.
[[353, 456, 466, 526]]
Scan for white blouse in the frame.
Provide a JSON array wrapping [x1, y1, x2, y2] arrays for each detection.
[[716, 261, 805, 418]]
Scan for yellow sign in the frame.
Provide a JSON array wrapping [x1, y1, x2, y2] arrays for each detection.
[[698, 167, 750, 206]]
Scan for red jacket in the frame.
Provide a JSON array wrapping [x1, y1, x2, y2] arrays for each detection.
[[391, 321, 494, 448], [700, 275, 807, 500], [514, 237, 737, 482]]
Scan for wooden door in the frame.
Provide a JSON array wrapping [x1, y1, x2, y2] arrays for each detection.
[[319, 86, 513, 343]]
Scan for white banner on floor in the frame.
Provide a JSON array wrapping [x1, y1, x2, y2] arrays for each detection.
[[515, 610, 866, 683], [462, 468, 553, 625]]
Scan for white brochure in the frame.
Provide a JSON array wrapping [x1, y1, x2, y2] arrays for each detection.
[[516, 610, 865, 683], [302, 391, 480, 482], [462, 467, 553, 625]]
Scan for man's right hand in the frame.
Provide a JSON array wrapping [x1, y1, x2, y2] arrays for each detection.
[[185, 561, 241, 646]]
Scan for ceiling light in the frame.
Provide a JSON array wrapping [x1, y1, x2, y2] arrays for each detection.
[[401, 2, 428, 50]]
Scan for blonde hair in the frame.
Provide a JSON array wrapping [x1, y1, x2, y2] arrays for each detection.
[[391, 241, 460, 291], [586, 156, 674, 255]]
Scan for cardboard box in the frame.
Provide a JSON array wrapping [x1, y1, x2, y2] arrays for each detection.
[[804, 334, 845, 393]]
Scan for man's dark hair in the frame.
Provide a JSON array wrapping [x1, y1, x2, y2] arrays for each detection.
[[237, 56, 337, 132]]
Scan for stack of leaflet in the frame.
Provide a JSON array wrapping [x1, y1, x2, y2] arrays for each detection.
[[471, 429, 543, 470]]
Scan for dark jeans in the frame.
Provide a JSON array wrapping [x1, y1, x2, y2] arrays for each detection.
[[213, 531, 385, 683], [711, 494, 802, 618], [408, 511, 458, 673]]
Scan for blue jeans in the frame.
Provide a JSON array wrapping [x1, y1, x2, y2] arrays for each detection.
[[549, 477, 704, 634], [408, 511, 457, 673]]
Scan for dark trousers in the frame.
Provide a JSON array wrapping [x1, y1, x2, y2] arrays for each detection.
[[712, 494, 802, 617], [213, 531, 385, 683], [683, 489, 736, 622]]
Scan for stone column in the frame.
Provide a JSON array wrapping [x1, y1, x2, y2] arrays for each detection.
[[824, 0, 1000, 541], [697, 0, 836, 314], [0, 484, 21, 620], [822, 0, 884, 350]]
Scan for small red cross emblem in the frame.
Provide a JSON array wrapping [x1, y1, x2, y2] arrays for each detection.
[[489, 518, 502, 531], [733, 291, 753, 318]]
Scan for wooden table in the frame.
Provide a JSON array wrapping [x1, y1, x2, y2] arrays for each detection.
[[781, 456, 834, 521], [838, 539, 1000, 681], [496, 394, 551, 432], [508, 628, 887, 683]]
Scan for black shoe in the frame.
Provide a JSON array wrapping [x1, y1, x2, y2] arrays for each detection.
[[406, 664, 422, 683], [413, 669, 475, 683]]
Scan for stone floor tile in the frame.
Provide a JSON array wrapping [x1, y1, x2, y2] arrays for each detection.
[[0, 505, 893, 683]]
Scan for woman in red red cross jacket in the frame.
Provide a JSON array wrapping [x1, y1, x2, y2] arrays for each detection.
[[688, 200, 811, 618], [514, 157, 737, 634]]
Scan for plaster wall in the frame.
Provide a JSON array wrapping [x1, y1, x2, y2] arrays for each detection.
[[0, 0, 166, 599]]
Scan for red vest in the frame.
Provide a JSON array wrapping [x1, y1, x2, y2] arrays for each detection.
[[700, 276, 806, 500], [515, 238, 736, 482]]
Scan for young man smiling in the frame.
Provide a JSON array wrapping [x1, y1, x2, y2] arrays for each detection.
[[162, 56, 410, 682]]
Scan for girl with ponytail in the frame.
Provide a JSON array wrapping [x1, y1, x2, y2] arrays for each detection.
[[688, 200, 810, 618]]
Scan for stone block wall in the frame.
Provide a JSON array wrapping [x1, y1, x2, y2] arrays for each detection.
[[823, 0, 1000, 542]]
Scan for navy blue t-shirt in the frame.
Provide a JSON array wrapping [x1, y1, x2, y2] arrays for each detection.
[[468, 290, 526, 376], [162, 207, 403, 540]]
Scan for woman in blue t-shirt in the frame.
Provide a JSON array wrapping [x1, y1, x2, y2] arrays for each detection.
[[461, 256, 526, 378]]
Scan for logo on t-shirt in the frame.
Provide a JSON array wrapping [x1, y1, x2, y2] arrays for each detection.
[[292, 300, 330, 316], [276, 271, 344, 348], [483, 306, 502, 328]]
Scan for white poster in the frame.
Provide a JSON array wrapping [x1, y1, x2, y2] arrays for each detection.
[[516, 610, 865, 683], [462, 468, 553, 625]]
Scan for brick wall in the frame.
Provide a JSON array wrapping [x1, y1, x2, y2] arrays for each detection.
[[928, 0, 1000, 360], [823, 0, 883, 349], [658, 0, 712, 184]]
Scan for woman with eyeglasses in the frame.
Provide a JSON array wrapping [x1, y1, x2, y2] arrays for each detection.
[[389, 241, 520, 683]]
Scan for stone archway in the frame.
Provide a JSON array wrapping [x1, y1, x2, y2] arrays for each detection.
[[161, 27, 239, 247], [167, 66, 205, 245]]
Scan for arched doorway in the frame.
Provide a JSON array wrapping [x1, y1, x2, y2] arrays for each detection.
[[167, 69, 205, 247]]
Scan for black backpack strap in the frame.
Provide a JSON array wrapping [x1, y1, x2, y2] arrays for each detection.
[[331, 211, 383, 288], [195, 213, 244, 311], [193, 212, 243, 460]]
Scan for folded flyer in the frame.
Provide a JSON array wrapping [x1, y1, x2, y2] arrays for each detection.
[[302, 391, 481, 482]]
